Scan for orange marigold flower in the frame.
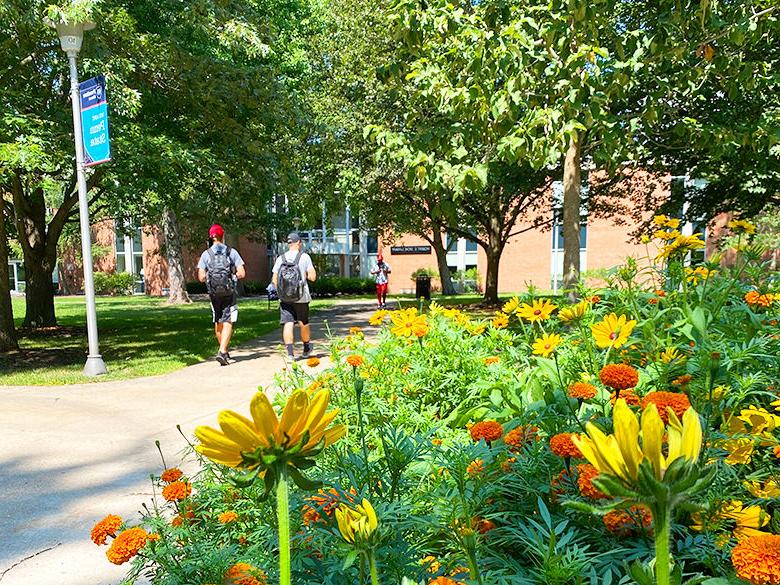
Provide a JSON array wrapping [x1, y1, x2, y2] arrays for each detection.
[[484, 356, 500, 366], [774, 445, 780, 459], [474, 517, 497, 534], [731, 533, 780, 585], [346, 354, 364, 367], [421, 555, 441, 574], [501, 456, 516, 472], [160, 468, 183, 483], [349, 326, 363, 335], [603, 506, 652, 536], [90, 514, 122, 546], [171, 514, 183, 527], [504, 425, 539, 452], [655, 289, 666, 297], [302, 488, 356, 526], [568, 382, 597, 400], [589, 295, 601, 304], [162, 481, 192, 502], [549, 433, 583, 459], [671, 374, 693, 386], [430, 578, 462, 585], [611, 388, 640, 406], [599, 363, 639, 390], [431, 438, 443, 446], [225, 562, 268, 585], [577, 464, 608, 500], [219, 511, 239, 524], [469, 420, 504, 443], [466, 459, 484, 477], [550, 468, 573, 502], [147, 533, 160, 542], [745, 290, 775, 309], [640, 391, 691, 423], [105, 527, 150, 565], [306, 357, 320, 367]]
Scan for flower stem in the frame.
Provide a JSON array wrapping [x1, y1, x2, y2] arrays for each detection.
[[653, 504, 671, 585], [276, 469, 291, 585], [355, 376, 370, 466], [368, 551, 380, 585], [466, 547, 483, 585]]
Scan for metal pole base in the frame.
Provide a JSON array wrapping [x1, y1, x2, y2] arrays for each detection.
[[83, 355, 108, 377]]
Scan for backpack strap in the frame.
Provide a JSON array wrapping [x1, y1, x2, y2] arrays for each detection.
[[206, 247, 216, 270], [224, 245, 234, 269]]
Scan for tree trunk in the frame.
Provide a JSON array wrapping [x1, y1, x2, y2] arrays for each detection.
[[482, 213, 505, 305], [0, 198, 18, 351], [430, 227, 456, 295], [162, 207, 191, 304], [562, 131, 582, 297]]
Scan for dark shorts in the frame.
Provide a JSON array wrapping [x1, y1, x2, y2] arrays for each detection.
[[210, 294, 238, 324], [280, 302, 310, 325]]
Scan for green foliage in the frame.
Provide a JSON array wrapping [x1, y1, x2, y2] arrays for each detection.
[[309, 276, 375, 297], [92, 270, 135, 295]]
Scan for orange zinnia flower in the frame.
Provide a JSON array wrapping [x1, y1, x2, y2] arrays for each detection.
[[160, 468, 183, 483], [745, 290, 775, 308], [162, 481, 192, 502], [549, 433, 583, 459], [568, 382, 597, 400], [90, 514, 122, 546], [577, 464, 608, 500], [731, 533, 780, 585], [346, 354, 364, 367], [470, 420, 503, 443], [105, 527, 150, 565], [466, 459, 484, 477], [774, 445, 780, 459], [429, 578, 462, 585], [603, 506, 652, 536], [306, 357, 321, 367], [225, 562, 268, 585], [671, 374, 693, 386], [599, 363, 639, 390], [474, 517, 497, 534], [640, 391, 691, 423], [219, 511, 239, 524], [484, 356, 500, 366]]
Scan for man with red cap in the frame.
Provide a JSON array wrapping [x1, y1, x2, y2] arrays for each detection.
[[370, 252, 391, 309], [197, 224, 246, 365]]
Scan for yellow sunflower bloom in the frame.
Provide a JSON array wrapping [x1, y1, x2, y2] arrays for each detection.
[[659, 347, 684, 364], [368, 310, 389, 326], [491, 312, 509, 329], [335, 499, 378, 544], [744, 479, 780, 499], [590, 313, 636, 349], [558, 300, 589, 323], [737, 407, 780, 437], [532, 333, 562, 358], [652, 215, 681, 229], [195, 389, 346, 469], [654, 229, 682, 242], [720, 437, 754, 465], [657, 233, 706, 260], [728, 219, 757, 235], [516, 298, 557, 323], [390, 309, 429, 338], [502, 296, 520, 314], [692, 501, 769, 541]]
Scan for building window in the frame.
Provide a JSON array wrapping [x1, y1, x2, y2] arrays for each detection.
[[7, 261, 25, 293], [115, 222, 145, 293]]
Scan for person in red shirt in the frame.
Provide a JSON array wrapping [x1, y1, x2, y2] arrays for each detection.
[[370, 253, 391, 309]]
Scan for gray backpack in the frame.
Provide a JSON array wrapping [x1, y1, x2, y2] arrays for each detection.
[[206, 246, 235, 297], [277, 250, 304, 302]]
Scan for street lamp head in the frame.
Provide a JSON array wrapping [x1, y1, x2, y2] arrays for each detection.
[[45, 18, 95, 56]]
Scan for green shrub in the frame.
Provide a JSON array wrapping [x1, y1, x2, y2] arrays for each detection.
[[410, 267, 438, 281], [310, 276, 374, 297], [93, 271, 135, 295]]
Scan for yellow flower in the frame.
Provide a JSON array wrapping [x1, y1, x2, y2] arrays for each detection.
[[711, 385, 728, 401], [558, 300, 589, 323], [654, 229, 682, 241], [772, 398, 780, 413], [390, 309, 429, 338], [657, 233, 706, 260], [720, 437, 754, 465], [491, 312, 509, 329], [469, 323, 487, 336], [195, 389, 346, 468], [744, 479, 780, 499], [442, 307, 461, 320], [516, 298, 557, 323], [573, 399, 702, 483], [502, 296, 520, 314], [660, 347, 684, 364], [738, 407, 780, 437], [369, 310, 389, 326], [590, 313, 637, 349], [685, 266, 717, 285], [691, 500, 769, 540], [728, 219, 757, 235], [335, 499, 378, 544], [653, 215, 681, 229], [532, 333, 562, 358]]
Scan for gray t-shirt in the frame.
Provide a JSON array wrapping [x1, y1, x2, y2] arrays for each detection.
[[197, 243, 245, 271], [272, 250, 314, 303]]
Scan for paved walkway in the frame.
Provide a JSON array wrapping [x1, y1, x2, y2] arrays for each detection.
[[0, 300, 378, 585]]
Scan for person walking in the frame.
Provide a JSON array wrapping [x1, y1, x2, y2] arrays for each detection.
[[197, 224, 246, 365], [272, 232, 317, 359], [370, 252, 391, 309]]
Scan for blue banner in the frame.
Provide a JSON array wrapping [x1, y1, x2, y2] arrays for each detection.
[[79, 75, 111, 166]]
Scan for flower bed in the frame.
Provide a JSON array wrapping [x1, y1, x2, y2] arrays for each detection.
[[93, 218, 780, 585]]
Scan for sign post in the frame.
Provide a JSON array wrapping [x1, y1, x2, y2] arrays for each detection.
[[79, 75, 111, 166]]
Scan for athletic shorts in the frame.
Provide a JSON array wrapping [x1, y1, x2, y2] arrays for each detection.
[[280, 302, 310, 325], [376, 283, 388, 295], [210, 294, 238, 324]]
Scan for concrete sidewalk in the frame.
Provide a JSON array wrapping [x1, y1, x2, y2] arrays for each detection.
[[0, 299, 378, 585]]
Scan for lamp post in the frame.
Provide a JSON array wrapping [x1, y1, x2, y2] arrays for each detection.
[[47, 18, 107, 376]]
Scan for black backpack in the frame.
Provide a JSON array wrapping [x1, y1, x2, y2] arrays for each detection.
[[277, 250, 304, 302], [206, 246, 235, 297]]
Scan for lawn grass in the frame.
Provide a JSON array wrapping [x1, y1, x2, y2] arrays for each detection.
[[1, 295, 330, 386]]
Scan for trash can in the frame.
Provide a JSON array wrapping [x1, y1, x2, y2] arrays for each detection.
[[415, 275, 431, 300]]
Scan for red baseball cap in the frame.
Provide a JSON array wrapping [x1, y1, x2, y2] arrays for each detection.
[[208, 224, 225, 238]]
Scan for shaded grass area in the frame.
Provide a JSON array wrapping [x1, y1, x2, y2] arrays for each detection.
[[1, 296, 329, 386]]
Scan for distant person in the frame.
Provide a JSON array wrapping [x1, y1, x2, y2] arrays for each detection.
[[272, 232, 317, 359], [197, 224, 245, 366], [371, 253, 391, 309]]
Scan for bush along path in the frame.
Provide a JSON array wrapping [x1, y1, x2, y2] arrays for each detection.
[[81, 218, 780, 585], [0, 300, 379, 585]]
